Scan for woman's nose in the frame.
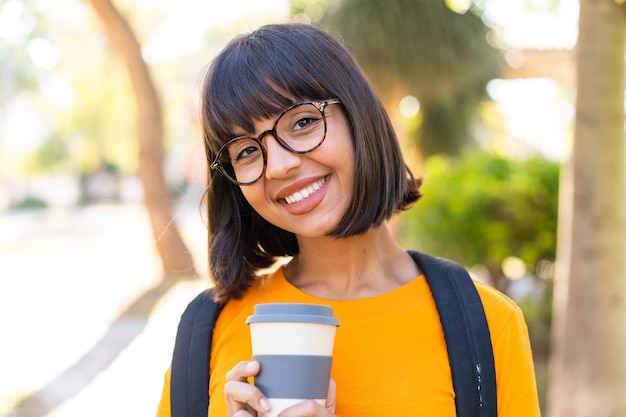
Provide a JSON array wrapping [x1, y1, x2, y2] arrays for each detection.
[[263, 135, 301, 180]]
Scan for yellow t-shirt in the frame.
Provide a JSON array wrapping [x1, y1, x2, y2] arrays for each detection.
[[157, 267, 540, 416]]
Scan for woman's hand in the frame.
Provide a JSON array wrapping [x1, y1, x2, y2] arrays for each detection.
[[224, 361, 271, 416], [224, 361, 338, 417]]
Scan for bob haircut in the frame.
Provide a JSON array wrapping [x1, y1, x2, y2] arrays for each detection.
[[201, 23, 422, 302]]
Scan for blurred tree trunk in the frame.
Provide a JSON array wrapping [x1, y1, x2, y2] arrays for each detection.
[[548, 0, 626, 416], [87, 0, 196, 277]]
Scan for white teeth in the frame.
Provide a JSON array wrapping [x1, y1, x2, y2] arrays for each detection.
[[284, 177, 326, 204]]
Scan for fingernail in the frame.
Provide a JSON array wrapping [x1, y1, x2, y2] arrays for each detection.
[[260, 398, 271, 412]]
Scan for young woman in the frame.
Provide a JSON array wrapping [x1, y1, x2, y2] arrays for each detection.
[[157, 23, 540, 417]]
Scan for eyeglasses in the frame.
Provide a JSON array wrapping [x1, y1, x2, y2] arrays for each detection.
[[209, 99, 341, 186]]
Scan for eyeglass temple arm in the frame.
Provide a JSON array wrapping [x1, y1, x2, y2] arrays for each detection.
[[318, 98, 340, 110]]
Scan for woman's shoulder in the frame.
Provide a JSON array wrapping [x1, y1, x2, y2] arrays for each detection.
[[474, 279, 520, 312], [473, 279, 529, 341]]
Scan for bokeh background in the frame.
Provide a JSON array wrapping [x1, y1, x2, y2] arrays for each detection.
[[1, 0, 624, 416]]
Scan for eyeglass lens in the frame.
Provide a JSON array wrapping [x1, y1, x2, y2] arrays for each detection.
[[220, 102, 328, 185]]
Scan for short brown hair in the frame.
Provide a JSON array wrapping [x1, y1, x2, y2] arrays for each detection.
[[201, 23, 421, 301]]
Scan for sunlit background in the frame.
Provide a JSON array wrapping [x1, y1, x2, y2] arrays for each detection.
[[1, 0, 583, 416]]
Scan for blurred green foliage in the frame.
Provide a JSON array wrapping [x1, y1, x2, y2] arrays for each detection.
[[0, 0, 137, 178], [399, 151, 560, 285], [10, 195, 47, 209], [297, 0, 501, 157], [320, 0, 498, 105]]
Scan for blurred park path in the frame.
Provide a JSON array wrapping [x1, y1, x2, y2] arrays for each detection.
[[0, 203, 209, 417]]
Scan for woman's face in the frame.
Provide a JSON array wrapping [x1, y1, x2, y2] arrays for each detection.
[[238, 102, 355, 238]]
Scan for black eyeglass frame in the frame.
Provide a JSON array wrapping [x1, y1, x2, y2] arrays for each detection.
[[209, 98, 341, 186]]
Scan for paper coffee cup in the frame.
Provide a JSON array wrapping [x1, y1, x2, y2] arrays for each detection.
[[246, 303, 340, 417]]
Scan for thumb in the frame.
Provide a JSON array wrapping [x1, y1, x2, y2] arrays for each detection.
[[325, 378, 337, 414]]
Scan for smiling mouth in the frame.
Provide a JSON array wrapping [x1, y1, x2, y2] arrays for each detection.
[[283, 177, 327, 205]]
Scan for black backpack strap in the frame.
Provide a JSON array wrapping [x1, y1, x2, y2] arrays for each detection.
[[409, 250, 497, 417], [170, 289, 223, 417]]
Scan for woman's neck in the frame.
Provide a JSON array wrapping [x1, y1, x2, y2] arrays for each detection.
[[283, 225, 420, 300]]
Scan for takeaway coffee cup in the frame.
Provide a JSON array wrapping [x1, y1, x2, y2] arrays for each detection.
[[246, 303, 340, 417]]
